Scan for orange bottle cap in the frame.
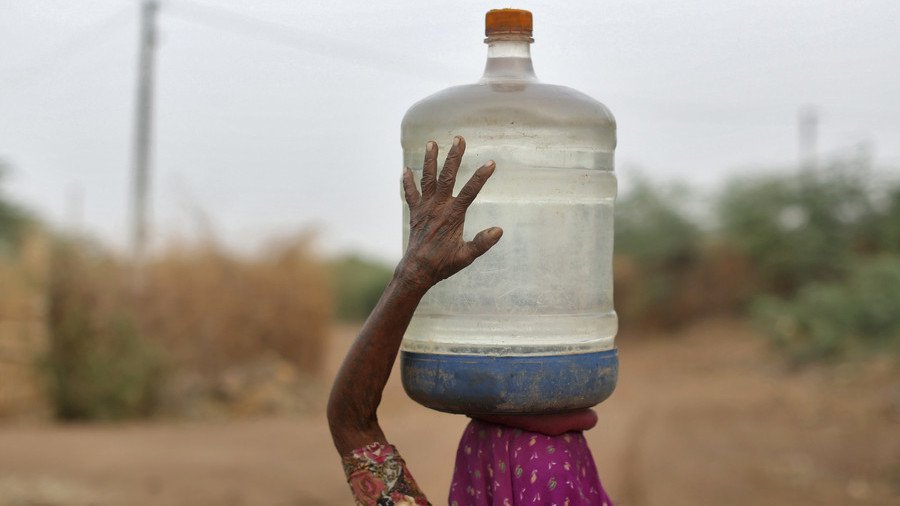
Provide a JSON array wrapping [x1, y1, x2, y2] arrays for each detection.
[[485, 9, 533, 37]]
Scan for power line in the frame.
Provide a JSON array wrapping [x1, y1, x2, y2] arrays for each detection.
[[0, 5, 132, 87], [167, 0, 461, 82]]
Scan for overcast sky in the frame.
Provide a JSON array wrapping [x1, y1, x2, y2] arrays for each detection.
[[1, 0, 898, 262]]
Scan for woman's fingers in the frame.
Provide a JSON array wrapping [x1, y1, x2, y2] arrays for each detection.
[[437, 136, 466, 198], [452, 161, 495, 216], [402, 167, 420, 206], [463, 226, 503, 262], [421, 141, 438, 198]]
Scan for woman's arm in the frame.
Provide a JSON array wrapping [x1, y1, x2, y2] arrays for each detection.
[[327, 136, 502, 455]]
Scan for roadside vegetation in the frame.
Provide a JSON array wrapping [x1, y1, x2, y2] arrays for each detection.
[[616, 159, 900, 362], [0, 156, 897, 420]]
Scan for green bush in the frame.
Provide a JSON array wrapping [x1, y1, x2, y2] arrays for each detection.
[[616, 178, 701, 268], [614, 178, 705, 328], [44, 241, 166, 420], [858, 185, 900, 254], [0, 161, 33, 256], [329, 255, 393, 322], [717, 167, 872, 295], [753, 256, 900, 363]]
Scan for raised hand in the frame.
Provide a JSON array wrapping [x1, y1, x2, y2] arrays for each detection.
[[397, 135, 503, 292]]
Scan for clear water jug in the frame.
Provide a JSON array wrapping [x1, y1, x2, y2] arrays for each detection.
[[400, 9, 618, 414]]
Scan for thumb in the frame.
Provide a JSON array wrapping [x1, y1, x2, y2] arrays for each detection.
[[464, 227, 503, 261]]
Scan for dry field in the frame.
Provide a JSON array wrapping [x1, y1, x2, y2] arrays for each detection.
[[0, 318, 897, 505]]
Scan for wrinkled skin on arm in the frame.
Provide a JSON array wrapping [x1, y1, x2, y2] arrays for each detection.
[[327, 136, 502, 455]]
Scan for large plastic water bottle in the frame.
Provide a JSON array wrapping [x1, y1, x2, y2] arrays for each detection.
[[400, 9, 617, 414]]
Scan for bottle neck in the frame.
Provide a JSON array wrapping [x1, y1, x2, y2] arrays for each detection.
[[481, 37, 537, 82]]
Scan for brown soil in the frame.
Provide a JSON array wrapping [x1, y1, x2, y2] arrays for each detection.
[[0, 318, 897, 505]]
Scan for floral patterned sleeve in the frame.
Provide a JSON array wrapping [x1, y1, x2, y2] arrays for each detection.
[[341, 442, 431, 506]]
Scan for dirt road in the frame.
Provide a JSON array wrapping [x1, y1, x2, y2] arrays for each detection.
[[0, 319, 897, 505]]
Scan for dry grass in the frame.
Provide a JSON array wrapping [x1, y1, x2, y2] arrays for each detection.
[[614, 242, 756, 331], [0, 228, 50, 418], [140, 234, 332, 378], [36, 231, 332, 420]]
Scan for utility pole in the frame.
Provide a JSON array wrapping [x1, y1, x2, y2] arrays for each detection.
[[130, 0, 159, 288], [798, 105, 818, 172]]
